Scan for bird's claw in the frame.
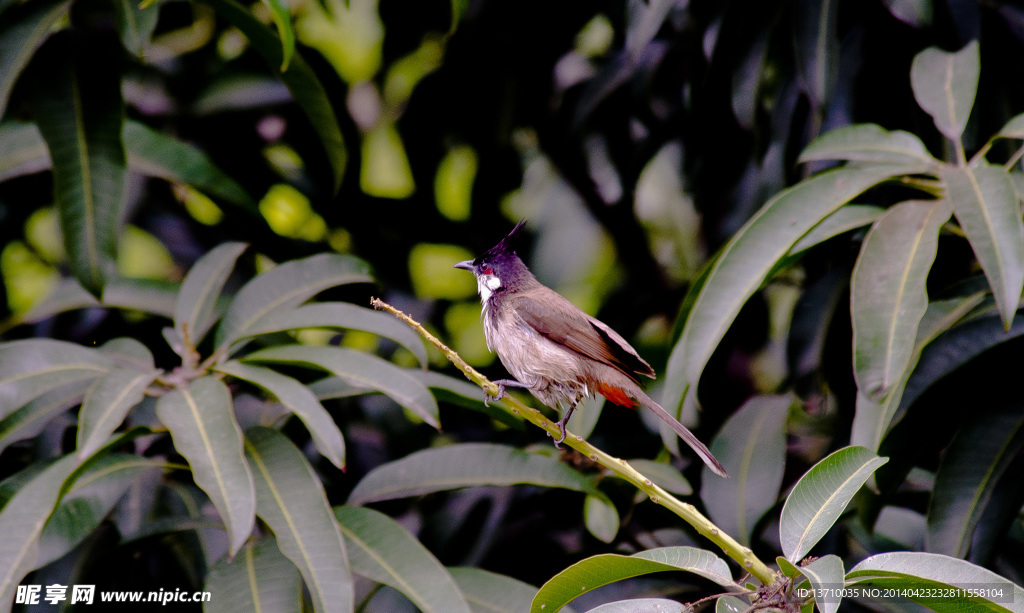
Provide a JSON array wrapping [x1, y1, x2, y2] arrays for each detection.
[[484, 382, 506, 407]]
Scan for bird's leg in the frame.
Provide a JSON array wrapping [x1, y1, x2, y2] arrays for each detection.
[[552, 400, 578, 448], [485, 378, 529, 407]]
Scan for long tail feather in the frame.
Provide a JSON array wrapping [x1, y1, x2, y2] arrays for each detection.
[[636, 390, 728, 478]]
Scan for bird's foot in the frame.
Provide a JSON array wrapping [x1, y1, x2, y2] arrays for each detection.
[[484, 379, 527, 407], [484, 382, 505, 407]]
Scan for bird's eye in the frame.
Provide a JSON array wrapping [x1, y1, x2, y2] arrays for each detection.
[[482, 266, 493, 275]]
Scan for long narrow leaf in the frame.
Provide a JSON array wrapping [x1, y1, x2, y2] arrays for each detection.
[[243, 345, 439, 427], [0, 0, 69, 119], [910, 41, 979, 143], [788, 205, 885, 255], [852, 200, 949, 399], [76, 368, 160, 459], [797, 555, 844, 613], [196, 0, 346, 191], [205, 536, 304, 613], [700, 395, 789, 546], [31, 32, 125, 296], [0, 121, 50, 182], [0, 380, 90, 455], [0, 454, 80, 613], [347, 443, 601, 505], [664, 164, 923, 413], [530, 548, 733, 613], [216, 253, 373, 350], [243, 302, 429, 366], [779, 446, 888, 562], [941, 164, 1024, 329], [926, 404, 1024, 558], [797, 124, 936, 166], [217, 361, 345, 469], [174, 241, 248, 347], [335, 505, 471, 613], [245, 426, 353, 613], [448, 567, 542, 613], [848, 552, 1024, 610], [155, 377, 255, 555], [0, 339, 114, 418], [124, 121, 256, 211], [37, 454, 164, 567], [850, 292, 987, 454]]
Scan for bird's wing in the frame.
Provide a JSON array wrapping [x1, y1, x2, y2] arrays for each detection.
[[513, 288, 655, 380]]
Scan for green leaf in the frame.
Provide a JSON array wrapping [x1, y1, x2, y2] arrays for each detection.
[[124, 121, 256, 211], [217, 361, 345, 469], [848, 552, 1024, 611], [244, 426, 352, 613], [243, 302, 429, 366], [779, 446, 888, 562], [530, 547, 734, 613], [205, 536, 304, 613], [449, 567, 543, 613], [852, 200, 949, 399], [37, 454, 163, 567], [102, 277, 180, 318], [196, 0, 346, 192], [215, 253, 373, 350], [583, 495, 619, 544], [792, 0, 838, 109], [155, 377, 255, 555], [850, 292, 986, 454], [926, 404, 1024, 558], [335, 505, 471, 613], [997, 113, 1024, 139], [112, 0, 159, 56], [700, 395, 789, 546], [910, 41, 979, 143], [882, 0, 933, 28], [797, 555, 844, 613], [243, 345, 439, 428], [788, 205, 885, 255], [585, 600, 686, 613], [96, 337, 155, 371], [76, 368, 160, 459], [0, 454, 80, 611], [664, 164, 923, 413], [0, 380, 90, 455], [941, 164, 1024, 329], [259, 0, 294, 70], [0, 0, 69, 119], [0, 121, 50, 182], [0, 339, 114, 417], [716, 595, 749, 613], [31, 32, 124, 297], [797, 124, 936, 167], [347, 443, 602, 505], [174, 241, 248, 347]]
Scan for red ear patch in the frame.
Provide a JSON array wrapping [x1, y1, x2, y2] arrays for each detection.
[[597, 383, 635, 408]]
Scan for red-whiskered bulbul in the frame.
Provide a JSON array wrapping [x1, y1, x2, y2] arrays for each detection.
[[454, 220, 728, 477]]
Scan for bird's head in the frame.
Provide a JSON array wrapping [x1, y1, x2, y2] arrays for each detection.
[[454, 219, 532, 302]]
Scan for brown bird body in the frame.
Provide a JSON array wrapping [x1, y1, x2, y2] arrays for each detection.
[[455, 221, 728, 477]]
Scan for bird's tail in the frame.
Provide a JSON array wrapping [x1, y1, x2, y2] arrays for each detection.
[[634, 389, 728, 478]]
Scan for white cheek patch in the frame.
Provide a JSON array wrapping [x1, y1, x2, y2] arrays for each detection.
[[477, 274, 501, 301]]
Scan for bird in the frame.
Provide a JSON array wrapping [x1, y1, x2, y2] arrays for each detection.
[[454, 220, 728, 477]]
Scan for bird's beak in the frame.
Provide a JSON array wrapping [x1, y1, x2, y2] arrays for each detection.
[[453, 260, 474, 271]]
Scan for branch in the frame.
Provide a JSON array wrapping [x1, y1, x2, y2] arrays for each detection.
[[371, 297, 777, 586]]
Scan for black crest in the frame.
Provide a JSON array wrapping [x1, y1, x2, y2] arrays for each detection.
[[479, 219, 527, 261]]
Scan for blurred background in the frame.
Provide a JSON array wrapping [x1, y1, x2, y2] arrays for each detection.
[[4, 0, 1024, 603]]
